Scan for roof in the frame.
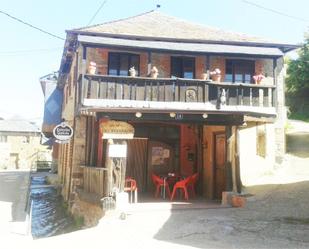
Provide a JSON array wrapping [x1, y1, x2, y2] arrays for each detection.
[[78, 35, 283, 57], [0, 120, 41, 133], [71, 10, 295, 48]]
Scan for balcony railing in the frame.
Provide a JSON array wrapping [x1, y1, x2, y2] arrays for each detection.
[[79, 74, 276, 113]]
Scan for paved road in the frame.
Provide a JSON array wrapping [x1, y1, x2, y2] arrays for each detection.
[[0, 170, 30, 236]]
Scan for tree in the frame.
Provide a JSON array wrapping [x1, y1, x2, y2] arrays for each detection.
[[286, 35, 309, 120], [286, 36, 309, 94]]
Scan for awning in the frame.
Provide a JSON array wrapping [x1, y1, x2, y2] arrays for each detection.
[[78, 35, 284, 57]]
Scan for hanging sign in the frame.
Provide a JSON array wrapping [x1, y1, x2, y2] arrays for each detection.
[[53, 122, 74, 144], [100, 120, 134, 139]]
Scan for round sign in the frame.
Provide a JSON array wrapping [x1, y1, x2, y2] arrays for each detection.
[[53, 122, 73, 142]]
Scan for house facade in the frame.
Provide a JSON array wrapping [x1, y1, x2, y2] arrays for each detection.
[[55, 11, 297, 223], [0, 120, 47, 169]]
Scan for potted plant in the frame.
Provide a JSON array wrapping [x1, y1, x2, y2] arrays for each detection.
[[253, 73, 265, 84], [210, 68, 221, 82], [129, 66, 137, 77]]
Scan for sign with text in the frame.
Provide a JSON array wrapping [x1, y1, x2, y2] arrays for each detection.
[[100, 120, 134, 139], [53, 122, 73, 143], [108, 144, 127, 158]]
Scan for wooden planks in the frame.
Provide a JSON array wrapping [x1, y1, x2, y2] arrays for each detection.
[[82, 75, 276, 109], [82, 166, 106, 197]]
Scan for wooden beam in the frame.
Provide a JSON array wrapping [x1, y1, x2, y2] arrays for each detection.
[[235, 127, 242, 193], [97, 112, 245, 125], [225, 126, 233, 192], [244, 115, 275, 123]]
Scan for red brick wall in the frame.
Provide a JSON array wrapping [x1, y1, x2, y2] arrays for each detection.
[[210, 56, 225, 80], [151, 53, 171, 78], [140, 52, 148, 77], [255, 60, 263, 75], [195, 56, 206, 79]]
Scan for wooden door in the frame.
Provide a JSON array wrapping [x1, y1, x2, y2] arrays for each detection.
[[147, 141, 174, 192], [126, 139, 148, 192], [214, 132, 226, 199]]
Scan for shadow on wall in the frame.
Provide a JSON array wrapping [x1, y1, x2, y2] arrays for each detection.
[[286, 132, 309, 158]]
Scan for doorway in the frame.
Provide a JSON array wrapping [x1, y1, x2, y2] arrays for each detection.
[[213, 132, 226, 199]]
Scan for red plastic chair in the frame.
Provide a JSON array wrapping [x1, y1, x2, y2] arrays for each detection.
[[170, 176, 191, 201], [187, 173, 198, 197], [151, 173, 171, 198], [124, 177, 138, 203]]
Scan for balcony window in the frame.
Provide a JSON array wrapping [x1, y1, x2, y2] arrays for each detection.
[[225, 59, 255, 83], [171, 57, 195, 79], [108, 53, 140, 76]]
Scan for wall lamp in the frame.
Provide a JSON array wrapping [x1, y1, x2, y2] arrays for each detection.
[[135, 112, 142, 118]]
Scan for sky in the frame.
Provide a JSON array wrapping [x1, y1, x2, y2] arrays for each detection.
[[0, 0, 308, 124]]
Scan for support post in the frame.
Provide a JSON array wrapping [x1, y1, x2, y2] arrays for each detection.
[[225, 126, 233, 192]]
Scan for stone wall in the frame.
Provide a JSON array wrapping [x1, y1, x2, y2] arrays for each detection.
[[274, 57, 286, 164], [0, 133, 50, 169], [71, 189, 103, 227]]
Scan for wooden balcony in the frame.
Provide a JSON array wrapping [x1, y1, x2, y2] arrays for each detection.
[[78, 74, 276, 117]]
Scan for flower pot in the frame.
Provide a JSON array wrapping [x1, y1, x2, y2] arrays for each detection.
[[88, 62, 96, 75], [231, 195, 246, 208], [201, 73, 208, 80], [212, 75, 221, 82]]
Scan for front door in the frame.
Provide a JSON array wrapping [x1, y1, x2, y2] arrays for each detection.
[[214, 132, 226, 199]]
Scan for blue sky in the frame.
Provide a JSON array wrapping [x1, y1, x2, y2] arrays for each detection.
[[0, 0, 308, 123]]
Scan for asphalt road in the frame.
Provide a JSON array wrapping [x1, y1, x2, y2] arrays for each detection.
[[0, 170, 30, 236]]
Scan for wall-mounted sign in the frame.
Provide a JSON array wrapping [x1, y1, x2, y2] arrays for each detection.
[[100, 120, 134, 139], [108, 144, 127, 158], [53, 122, 73, 144]]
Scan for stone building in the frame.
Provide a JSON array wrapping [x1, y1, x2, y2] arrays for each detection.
[[54, 11, 298, 224], [0, 119, 47, 169]]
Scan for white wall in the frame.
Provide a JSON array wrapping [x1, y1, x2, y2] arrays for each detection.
[[238, 122, 275, 186]]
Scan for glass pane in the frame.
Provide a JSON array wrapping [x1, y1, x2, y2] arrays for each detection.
[[108, 54, 118, 75], [245, 74, 251, 83], [184, 72, 193, 79], [235, 74, 243, 83], [119, 54, 129, 76], [225, 74, 233, 82], [183, 58, 194, 79], [130, 55, 140, 76], [226, 60, 233, 74], [171, 57, 182, 78]]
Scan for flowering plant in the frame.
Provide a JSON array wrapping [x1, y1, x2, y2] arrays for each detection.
[[253, 73, 265, 83], [210, 68, 221, 76]]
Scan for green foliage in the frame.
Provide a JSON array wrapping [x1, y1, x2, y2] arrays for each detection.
[[288, 112, 309, 123], [286, 36, 309, 94], [73, 215, 84, 229]]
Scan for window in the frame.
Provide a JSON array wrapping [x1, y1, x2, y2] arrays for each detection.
[[171, 57, 195, 79], [22, 136, 30, 143], [0, 135, 7, 143], [256, 125, 266, 158], [225, 60, 255, 83], [108, 53, 140, 76]]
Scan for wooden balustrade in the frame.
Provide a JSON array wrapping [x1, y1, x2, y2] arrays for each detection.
[[81, 166, 106, 197], [79, 74, 276, 109]]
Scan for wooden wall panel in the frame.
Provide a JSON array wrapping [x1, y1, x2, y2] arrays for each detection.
[[126, 139, 148, 192]]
